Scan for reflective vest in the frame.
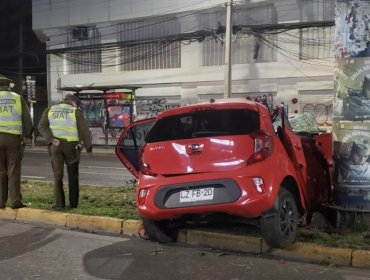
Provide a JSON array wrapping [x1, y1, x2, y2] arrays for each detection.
[[0, 91, 22, 135], [48, 103, 79, 141]]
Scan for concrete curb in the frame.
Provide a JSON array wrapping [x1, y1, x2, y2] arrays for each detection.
[[352, 250, 370, 268], [271, 242, 352, 266], [177, 228, 370, 269], [178, 229, 268, 254], [0, 208, 142, 237], [1, 208, 369, 268]]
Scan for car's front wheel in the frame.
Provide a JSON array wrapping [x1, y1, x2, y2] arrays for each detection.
[[142, 218, 178, 243], [260, 187, 299, 248]]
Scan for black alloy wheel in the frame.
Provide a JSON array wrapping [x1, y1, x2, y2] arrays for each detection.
[[261, 187, 299, 248]]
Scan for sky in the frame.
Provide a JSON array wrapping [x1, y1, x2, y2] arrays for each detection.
[[0, 0, 46, 89]]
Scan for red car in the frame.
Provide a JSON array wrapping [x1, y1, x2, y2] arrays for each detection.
[[116, 99, 332, 248]]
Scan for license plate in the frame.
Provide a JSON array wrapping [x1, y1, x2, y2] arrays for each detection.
[[179, 187, 214, 203]]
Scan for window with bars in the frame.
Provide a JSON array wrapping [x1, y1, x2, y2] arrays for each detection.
[[66, 27, 102, 74], [300, 26, 335, 59], [201, 4, 277, 66], [299, 0, 335, 22], [118, 18, 181, 71], [313, 0, 335, 21], [202, 33, 277, 66]]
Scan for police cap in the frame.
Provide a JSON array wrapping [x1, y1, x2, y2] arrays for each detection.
[[0, 74, 12, 86], [64, 94, 81, 104]]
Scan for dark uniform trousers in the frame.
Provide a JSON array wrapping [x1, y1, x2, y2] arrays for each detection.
[[0, 133, 22, 208], [48, 140, 81, 208]]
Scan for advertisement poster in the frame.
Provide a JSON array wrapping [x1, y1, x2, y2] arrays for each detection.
[[334, 58, 370, 120], [78, 92, 133, 145], [80, 100, 104, 127], [107, 105, 131, 128], [334, 0, 370, 209], [333, 121, 370, 184]]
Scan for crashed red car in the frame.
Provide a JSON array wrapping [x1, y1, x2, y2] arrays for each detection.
[[116, 99, 332, 248]]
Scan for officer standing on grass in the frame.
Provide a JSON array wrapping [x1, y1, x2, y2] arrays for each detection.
[[0, 74, 33, 209], [38, 94, 92, 209]]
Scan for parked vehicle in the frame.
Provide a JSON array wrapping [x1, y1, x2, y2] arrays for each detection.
[[115, 99, 333, 248]]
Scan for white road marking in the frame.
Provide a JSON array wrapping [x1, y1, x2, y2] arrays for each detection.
[[80, 171, 125, 176], [344, 276, 370, 280], [80, 166, 125, 170], [21, 175, 47, 179]]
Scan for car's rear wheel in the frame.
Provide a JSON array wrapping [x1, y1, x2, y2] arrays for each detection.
[[142, 218, 177, 243], [260, 187, 298, 248]]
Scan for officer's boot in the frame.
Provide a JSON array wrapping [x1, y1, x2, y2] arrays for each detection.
[[54, 179, 65, 209], [67, 162, 79, 208], [0, 172, 7, 208]]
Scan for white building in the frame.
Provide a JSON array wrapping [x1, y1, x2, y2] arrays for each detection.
[[32, 0, 335, 145]]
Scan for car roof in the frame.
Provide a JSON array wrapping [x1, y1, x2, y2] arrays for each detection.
[[158, 98, 262, 118]]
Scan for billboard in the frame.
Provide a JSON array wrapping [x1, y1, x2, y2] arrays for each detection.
[[334, 0, 370, 209]]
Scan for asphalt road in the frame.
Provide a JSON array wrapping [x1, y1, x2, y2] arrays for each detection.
[[0, 219, 370, 280], [21, 148, 135, 187]]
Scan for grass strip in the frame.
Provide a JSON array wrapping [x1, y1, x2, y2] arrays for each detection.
[[20, 180, 139, 220], [18, 180, 370, 250], [297, 228, 370, 250]]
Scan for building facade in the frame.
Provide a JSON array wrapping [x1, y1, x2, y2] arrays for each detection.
[[32, 0, 335, 145]]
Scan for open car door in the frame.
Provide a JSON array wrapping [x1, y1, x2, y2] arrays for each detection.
[[272, 107, 308, 205], [115, 118, 156, 178]]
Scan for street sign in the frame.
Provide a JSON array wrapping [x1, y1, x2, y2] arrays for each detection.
[[25, 75, 36, 101]]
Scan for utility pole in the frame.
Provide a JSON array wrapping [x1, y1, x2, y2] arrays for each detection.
[[18, 22, 23, 95], [224, 0, 233, 98]]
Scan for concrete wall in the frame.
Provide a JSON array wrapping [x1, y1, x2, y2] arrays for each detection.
[[33, 0, 226, 29]]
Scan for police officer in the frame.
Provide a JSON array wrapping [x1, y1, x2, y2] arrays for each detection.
[[0, 74, 33, 209], [38, 94, 92, 209]]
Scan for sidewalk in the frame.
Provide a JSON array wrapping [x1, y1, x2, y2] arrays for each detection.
[[0, 207, 369, 269]]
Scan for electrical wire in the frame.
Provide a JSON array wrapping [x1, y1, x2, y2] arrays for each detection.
[[39, 2, 224, 49], [0, 0, 340, 76]]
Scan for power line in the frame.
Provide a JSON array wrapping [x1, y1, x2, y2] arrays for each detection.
[[37, 1, 224, 48], [38, 1, 335, 51], [2, 23, 337, 76], [1, 4, 338, 76]]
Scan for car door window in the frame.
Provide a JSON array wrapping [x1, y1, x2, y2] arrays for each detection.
[[116, 119, 155, 176]]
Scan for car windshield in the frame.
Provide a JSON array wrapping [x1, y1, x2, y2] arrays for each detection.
[[145, 109, 260, 143]]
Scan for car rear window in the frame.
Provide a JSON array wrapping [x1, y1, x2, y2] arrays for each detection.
[[145, 109, 260, 143]]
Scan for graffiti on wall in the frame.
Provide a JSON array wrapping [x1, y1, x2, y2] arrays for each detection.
[[302, 103, 333, 126], [136, 97, 180, 119], [202, 93, 275, 113]]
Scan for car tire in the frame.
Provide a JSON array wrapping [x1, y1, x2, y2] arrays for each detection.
[[142, 218, 177, 243], [260, 187, 298, 248]]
